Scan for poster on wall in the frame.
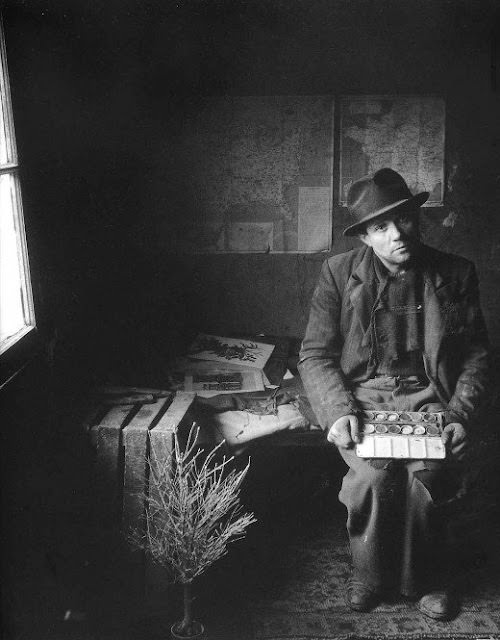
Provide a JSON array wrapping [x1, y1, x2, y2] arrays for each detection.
[[339, 95, 445, 206], [172, 96, 334, 253]]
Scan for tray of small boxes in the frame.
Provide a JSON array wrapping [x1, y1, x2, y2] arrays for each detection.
[[355, 410, 446, 459]]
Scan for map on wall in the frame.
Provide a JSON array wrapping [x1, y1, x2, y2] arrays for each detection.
[[339, 96, 445, 205], [175, 96, 334, 253]]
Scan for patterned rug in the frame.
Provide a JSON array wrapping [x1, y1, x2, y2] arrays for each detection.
[[248, 519, 500, 640]]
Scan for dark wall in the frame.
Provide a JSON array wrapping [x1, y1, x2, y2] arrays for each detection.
[[4, 0, 500, 379]]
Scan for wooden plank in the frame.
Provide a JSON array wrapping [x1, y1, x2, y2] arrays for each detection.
[[122, 394, 174, 538], [145, 392, 196, 600], [94, 405, 136, 522], [99, 393, 156, 405], [96, 386, 172, 397], [147, 392, 196, 513], [152, 391, 196, 435], [149, 391, 196, 467]]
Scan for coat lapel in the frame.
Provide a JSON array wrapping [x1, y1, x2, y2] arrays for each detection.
[[422, 251, 449, 380], [347, 247, 383, 347]]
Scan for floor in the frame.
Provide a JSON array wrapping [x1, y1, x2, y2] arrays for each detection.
[[1, 400, 343, 640], [2, 390, 500, 640]]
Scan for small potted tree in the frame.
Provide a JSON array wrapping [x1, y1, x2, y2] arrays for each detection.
[[131, 425, 256, 639]]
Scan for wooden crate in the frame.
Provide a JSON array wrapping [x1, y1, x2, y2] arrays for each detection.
[[84, 389, 196, 601]]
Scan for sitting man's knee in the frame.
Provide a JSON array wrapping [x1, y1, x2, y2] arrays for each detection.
[[365, 461, 404, 493]]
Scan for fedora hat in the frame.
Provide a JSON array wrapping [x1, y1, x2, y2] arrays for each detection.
[[343, 168, 429, 237]]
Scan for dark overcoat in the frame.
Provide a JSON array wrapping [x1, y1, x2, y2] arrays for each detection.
[[298, 243, 490, 429]]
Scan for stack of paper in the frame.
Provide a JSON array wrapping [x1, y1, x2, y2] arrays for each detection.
[[180, 334, 276, 397]]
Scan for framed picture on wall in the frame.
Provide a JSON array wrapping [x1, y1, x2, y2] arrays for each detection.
[[169, 96, 335, 254], [339, 95, 445, 206]]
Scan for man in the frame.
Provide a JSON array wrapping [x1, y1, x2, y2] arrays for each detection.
[[298, 168, 489, 621]]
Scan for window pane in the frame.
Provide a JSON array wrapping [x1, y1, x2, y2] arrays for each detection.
[[0, 172, 35, 350]]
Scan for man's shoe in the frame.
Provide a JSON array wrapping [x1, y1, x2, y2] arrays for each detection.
[[346, 580, 381, 612], [418, 590, 459, 621]]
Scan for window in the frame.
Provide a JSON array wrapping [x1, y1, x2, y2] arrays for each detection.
[[0, 19, 36, 382]]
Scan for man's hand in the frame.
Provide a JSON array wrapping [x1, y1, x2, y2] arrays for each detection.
[[327, 414, 360, 448], [441, 422, 468, 460]]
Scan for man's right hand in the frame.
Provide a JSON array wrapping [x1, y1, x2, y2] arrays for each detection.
[[327, 414, 360, 448]]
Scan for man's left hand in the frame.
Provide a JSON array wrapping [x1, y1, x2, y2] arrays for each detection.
[[441, 422, 468, 460]]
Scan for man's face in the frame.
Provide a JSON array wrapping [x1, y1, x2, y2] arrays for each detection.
[[359, 209, 420, 272]]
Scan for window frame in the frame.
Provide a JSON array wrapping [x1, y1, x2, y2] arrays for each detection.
[[0, 17, 38, 388]]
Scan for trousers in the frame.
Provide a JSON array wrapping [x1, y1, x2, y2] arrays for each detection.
[[337, 376, 461, 597]]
